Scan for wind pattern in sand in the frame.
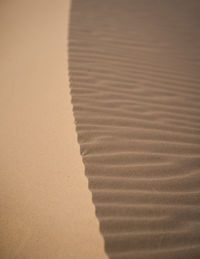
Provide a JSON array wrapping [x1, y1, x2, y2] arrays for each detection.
[[68, 0, 200, 258]]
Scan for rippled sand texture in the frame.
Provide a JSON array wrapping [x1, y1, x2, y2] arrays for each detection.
[[68, 0, 200, 258]]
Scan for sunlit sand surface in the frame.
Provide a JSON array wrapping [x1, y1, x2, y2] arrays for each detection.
[[0, 0, 107, 258]]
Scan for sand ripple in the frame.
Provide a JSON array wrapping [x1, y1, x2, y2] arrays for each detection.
[[69, 0, 200, 258]]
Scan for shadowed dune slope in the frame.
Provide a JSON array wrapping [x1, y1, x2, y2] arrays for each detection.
[[68, 0, 200, 258]]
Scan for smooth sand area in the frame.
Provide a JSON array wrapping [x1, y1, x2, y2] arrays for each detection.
[[0, 0, 107, 258], [69, 0, 200, 258]]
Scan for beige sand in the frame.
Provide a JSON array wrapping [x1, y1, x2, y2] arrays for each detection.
[[0, 0, 107, 258], [69, 0, 200, 258]]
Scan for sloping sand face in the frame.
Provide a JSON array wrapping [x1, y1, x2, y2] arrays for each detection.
[[69, 0, 200, 258], [0, 0, 107, 258]]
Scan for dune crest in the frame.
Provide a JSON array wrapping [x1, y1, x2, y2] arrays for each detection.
[[1, 0, 107, 258]]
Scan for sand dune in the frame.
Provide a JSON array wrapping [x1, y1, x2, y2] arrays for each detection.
[[0, 0, 107, 258], [69, 0, 200, 258]]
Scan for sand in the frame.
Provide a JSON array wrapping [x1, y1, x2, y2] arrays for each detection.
[[0, 0, 107, 258], [69, 0, 200, 258]]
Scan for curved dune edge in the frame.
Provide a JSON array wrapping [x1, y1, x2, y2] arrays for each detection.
[[0, 0, 107, 258], [69, 0, 200, 258]]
